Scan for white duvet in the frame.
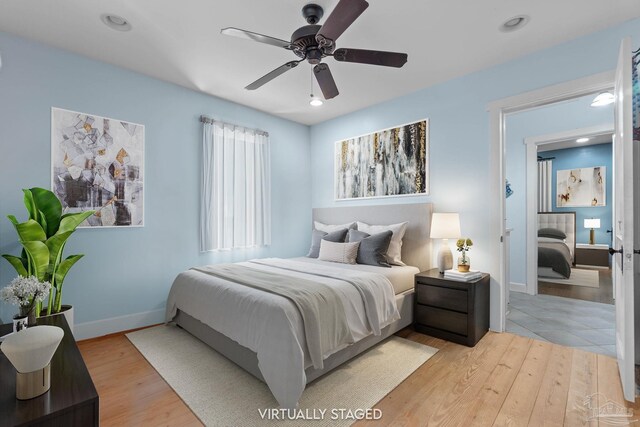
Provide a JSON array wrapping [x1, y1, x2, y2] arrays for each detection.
[[165, 258, 400, 409]]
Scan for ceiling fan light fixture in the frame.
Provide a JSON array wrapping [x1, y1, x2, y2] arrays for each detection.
[[499, 15, 530, 32], [591, 92, 614, 107], [309, 95, 323, 107], [576, 137, 590, 143], [101, 14, 132, 32]]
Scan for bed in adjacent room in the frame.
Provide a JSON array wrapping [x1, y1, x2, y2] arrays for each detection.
[[165, 203, 431, 409], [537, 212, 576, 279]]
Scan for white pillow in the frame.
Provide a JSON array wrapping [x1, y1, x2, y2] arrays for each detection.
[[314, 221, 356, 233], [356, 221, 408, 266], [318, 240, 360, 264], [538, 237, 567, 243]]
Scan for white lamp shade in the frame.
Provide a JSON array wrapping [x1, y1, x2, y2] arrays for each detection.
[[584, 218, 601, 229], [430, 213, 461, 239], [1, 326, 64, 373]]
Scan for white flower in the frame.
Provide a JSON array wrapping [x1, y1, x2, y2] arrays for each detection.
[[0, 276, 51, 307]]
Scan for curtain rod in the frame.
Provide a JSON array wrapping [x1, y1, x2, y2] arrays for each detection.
[[200, 115, 269, 137], [537, 156, 555, 161]]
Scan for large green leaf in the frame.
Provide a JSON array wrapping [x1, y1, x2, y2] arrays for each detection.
[[2, 254, 28, 276], [13, 219, 47, 242], [58, 210, 94, 233], [54, 254, 84, 287], [45, 231, 73, 267], [30, 187, 63, 237], [22, 189, 38, 222], [21, 241, 50, 281]]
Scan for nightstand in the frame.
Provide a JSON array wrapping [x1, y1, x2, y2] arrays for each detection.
[[414, 268, 490, 347], [575, 243, 610, 268]]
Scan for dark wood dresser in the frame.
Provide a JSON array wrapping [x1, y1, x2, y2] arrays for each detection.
[[414, 268, 490, 347], [0, 314, 99, 427]]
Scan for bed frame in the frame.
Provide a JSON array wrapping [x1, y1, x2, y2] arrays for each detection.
[[175, 202, 432, 386], [537, 211, 576, 265]]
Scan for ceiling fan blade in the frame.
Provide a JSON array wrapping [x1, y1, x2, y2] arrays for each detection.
[[334, 48, 408, 68], [316, 0, 369, 48], [221, 27, 292, 50], [313, 63, 339, 99], [245, 61, 301, 90]]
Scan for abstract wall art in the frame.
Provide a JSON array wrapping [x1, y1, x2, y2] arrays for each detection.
[[335, 119, 428, 200], [556, 166, 606, 207], [51, 108, 144, 227]]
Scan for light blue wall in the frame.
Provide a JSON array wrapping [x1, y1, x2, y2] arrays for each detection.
[[547, 143, 613, 245], [505, 95, 613, 285], [0, 32, 311, 325], [310, 18, 640, 329]]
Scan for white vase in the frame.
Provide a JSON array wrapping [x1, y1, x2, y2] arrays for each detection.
[[39, 305, 74, 335]]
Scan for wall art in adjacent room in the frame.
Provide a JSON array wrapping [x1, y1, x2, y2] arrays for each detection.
[[557, 166, 606, 207], [335, 119, 428, 200], [51, 107, 144, 227]]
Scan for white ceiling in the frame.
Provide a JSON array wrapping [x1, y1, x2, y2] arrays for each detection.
[[538, 133, 613, 152], [1, 0, 638, 125]]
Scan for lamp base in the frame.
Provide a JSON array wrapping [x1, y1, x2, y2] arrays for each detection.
[[437, 240, 453, 274], [16, 363, 51, 400], [589, 228, 595, 245]]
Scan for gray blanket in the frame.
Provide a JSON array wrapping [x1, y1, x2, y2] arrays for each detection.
[[192, 264, 353, 369], [538, 246, 571, 278]]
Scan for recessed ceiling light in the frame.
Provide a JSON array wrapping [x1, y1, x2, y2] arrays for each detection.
[[576, 137, 590, 143], [101, 14, 132, 32], [590, 92, 614, 107], [499, 15, 530, 32]]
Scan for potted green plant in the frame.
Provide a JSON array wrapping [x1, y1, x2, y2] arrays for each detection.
[[456, 238, 473, 272], [2, 188, 94, 331]]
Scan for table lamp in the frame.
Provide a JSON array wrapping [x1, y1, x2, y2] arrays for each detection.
[[1, 325, 64, 399], [584, 218, 600, 245], [430, 213, 462, 273]]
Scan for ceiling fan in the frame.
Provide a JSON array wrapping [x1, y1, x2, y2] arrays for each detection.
[[221, 0, 408, 100]]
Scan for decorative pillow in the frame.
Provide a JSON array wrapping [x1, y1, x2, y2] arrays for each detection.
[[347, 229, 393, 267], [318, 240, 360, 264], [538, 228, 566, 240], [314, 221, 357, 233], [356, 221, 408, 266], [307, 228, 349, 258]]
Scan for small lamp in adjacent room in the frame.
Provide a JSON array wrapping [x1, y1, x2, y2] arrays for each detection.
[[430, 213, 462, 273], [0, 325, 64, 399], [584, 218, 601, 245]]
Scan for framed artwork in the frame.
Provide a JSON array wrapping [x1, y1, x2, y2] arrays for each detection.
[[51, 107, 144, 227], [334, 119, 428, 200], [557, 166, 606, 207]]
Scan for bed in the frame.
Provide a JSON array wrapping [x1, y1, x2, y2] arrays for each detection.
[[165, 203, 431, 409], [537, 212, 576, 279]]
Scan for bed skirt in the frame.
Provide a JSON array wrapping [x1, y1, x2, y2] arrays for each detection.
[[173, 288, 415, 385]]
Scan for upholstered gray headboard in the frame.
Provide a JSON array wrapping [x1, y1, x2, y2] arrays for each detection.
[[538, 212, 576, 258], [312, 203, 432, 271]]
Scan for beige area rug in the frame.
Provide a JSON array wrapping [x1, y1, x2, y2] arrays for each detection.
[[127, 325, 437, 427], [539, 268, 599, 288]]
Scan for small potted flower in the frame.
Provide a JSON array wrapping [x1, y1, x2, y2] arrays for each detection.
[[456, 238, 473, 272], [0, 276, 51, 332]]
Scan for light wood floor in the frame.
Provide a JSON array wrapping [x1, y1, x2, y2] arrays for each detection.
[[78, 327, 640, 426]]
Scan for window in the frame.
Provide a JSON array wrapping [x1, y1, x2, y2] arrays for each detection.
[[200, 118, 271, 251]]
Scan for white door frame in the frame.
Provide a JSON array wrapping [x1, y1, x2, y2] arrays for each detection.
[[524, 125, 614, 295], [488, 70, 614, 332]]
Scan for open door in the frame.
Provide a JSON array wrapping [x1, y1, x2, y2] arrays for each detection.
[[611, 36, 636, 402]]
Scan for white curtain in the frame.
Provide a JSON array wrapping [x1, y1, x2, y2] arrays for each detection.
[[200, 120, 271, 251], [537, 159, 552, 212]]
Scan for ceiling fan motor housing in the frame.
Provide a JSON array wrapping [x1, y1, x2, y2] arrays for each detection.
[[302, 4, 323, 24], [291, 25, 331, 62]]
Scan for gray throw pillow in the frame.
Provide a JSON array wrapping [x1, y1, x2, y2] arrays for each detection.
[[347, 229, 393, 267], [307, 228, 348, 258], [538, 228, 566, 240]]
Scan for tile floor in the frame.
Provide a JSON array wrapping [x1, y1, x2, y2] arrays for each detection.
[[507, 291, 616, 357]]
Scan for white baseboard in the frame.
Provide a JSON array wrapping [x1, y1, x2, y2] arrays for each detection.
[[74, 309, 165, 341], [509, 282, 528, 293]]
